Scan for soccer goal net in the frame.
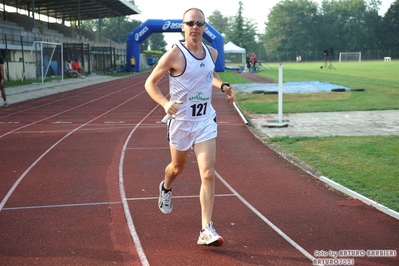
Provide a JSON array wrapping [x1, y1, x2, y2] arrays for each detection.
[[22, 41, 64, 83], [339, 52, 361, 62]]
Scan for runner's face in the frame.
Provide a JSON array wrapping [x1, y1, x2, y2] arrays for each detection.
[[182, 10, 205, 41]]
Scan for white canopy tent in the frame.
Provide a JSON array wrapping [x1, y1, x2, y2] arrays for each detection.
[[224, 41, 246, 69]]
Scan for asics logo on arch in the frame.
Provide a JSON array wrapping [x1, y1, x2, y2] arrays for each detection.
[[163, 21, 182, 31]]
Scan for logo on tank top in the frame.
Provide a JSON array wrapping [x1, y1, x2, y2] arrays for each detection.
[[200, 62, 205, 68], [189, 91, 210, 102], [206, 71, 213, 82]]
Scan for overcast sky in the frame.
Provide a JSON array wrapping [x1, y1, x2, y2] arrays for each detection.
[[134, 0, 395, 48]]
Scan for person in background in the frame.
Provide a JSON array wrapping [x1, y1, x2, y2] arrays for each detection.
[[251, 53, 257, 71], [67, 60, 85, 78], [148, 55, 155, 70], [246, 55, 251, 72], [0, 56, 9, 107], [72, 59, 85, 77], [130, 55, 136, 73], [145, 7, 235, 247]]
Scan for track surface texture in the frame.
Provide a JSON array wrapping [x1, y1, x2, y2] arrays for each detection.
[[0, 73, 398, 266]]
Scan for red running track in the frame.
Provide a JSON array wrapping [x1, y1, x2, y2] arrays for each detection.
[[0, 73, 398, 266]]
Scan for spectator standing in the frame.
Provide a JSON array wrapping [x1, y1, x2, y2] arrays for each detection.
[[246, 55, 251, 72], [251, 53, 257, 72], [130, 56, 136, 73], [148, 55, 155, 70], [0, 56, 8, 107]]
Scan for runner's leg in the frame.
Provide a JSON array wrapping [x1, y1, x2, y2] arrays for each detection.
[[194, 138, 216, 229]]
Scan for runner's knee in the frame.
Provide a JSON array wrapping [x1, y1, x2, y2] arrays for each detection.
[[167, 163, 185, 176]]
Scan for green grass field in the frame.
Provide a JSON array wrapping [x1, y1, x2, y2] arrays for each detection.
[[218, 61, 399, 212], [231, 61, 399, 113]]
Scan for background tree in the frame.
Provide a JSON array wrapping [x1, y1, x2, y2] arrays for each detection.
[[262, 0, 320, 58], [241, 18, 260, 55], [81, 0, 396, 62], [320, 0, 382, 51], [227, 1, 246, 47], [225, 2, 260, 56], [381, 0, 399, 56], [81, 17, 166, 51], [101, 17, 143, 44], [148, 33, 167, 53], [207, 10, 230, 37]]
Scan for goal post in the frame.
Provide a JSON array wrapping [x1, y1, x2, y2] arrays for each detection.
[[22, 41, 64, 83], [339, 52, 361, 63]]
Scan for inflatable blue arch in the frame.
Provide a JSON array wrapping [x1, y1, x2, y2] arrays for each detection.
[[126, 19, 225, 72]]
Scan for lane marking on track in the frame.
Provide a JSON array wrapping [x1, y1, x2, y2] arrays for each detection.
[[126, 194, 236, 201], [0, 87, 147, 212], [2, 201, 122, 211], [118, 79, 173, 266], [215, 171, 318, 264], [0, 79, 141, 139], [1, 194, 236, 211], [0, 78, 131, 120], [127, 147, 169, 150], [119, 105, 158, 266]]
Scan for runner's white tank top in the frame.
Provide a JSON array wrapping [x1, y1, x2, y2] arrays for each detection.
[[168, 41, 216, 121]]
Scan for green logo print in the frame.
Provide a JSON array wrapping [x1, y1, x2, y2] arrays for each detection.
[[189, 91, 210, 102]]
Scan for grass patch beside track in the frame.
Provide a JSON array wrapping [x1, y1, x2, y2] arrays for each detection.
[[218, 61, 399, 212], [271, 136, 399, 212], [233, 61, 399, 114]]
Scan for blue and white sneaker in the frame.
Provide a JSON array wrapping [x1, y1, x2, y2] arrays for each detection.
[[197, 221, 224, 246], [158, 181, 173, 214]]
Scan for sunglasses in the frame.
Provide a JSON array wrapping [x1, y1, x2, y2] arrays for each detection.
[[183, 20, 206, 27]]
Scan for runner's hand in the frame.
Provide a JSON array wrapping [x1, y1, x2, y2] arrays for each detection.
[[164, 100, 183, 118], [224, 86, 235, 103]]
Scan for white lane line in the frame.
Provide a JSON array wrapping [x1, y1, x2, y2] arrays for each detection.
[[0, 81, 141, 139], [0, 89, 147, 212], [2, 194, 236, 211], [126, 194, 236, 201], [126, 147, 169, 150], [118, 84, 173, 266], [215, 171, 317, 264], [2, 201, 122, 211], [0, 78, 130, 119], [119, 106, 158, 266]]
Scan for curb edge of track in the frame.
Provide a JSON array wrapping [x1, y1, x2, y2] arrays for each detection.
[[245, 115, 399, 221]]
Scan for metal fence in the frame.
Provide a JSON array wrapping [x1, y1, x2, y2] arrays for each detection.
[[0, 29, 126, 81]]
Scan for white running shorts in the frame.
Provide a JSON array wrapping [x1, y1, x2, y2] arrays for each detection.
[[167, 115, 217, 151]]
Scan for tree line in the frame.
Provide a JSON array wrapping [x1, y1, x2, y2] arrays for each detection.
[[81, 0, 398, 60], [210, 0, 398, 60]]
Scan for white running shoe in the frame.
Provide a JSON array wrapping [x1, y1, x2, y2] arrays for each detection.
[[158, 181, 172, 214], [197, 221, 224, 246]]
